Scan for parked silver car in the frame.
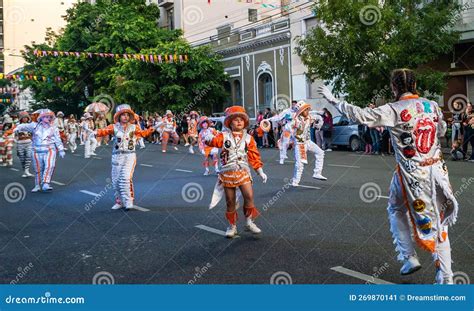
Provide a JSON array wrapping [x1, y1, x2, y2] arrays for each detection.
[[330, 115, 362, 151]]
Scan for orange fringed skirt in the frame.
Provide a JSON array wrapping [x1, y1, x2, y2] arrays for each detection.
[[218, 170, 252, 188]]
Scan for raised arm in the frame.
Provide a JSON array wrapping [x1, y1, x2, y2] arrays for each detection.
[[14, 122, 36, 133], [96, 124, 114, 137], [319, 86, 397, 128]]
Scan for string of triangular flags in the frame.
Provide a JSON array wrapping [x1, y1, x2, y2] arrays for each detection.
[[0, 73, 64, 82], [33, 50, 189, 64], [0, 99, 12, 103]]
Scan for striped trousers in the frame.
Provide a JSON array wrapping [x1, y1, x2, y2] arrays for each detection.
[[16, 141, 32, 170], [32, 147, 57, 187]]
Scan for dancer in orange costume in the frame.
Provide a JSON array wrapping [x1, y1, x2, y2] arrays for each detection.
[[197, 116, 219, 175], [204, 106, 267, 238], [161, 110, 179, 153]]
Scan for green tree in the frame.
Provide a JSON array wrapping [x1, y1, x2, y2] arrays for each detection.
[[296, 0, 463, 106], [20, 0, 226, 115]]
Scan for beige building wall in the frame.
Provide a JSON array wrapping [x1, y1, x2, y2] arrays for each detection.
[[3, 0, 76, 74]]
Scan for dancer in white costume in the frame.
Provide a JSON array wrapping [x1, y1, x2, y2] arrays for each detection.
[[14, 109, 65, 192], [320, 68, 458, 284], [82, 113, 97, 158], [95, 104, 157, 210], [260, 101, 297, 164], [66, 114, 79, 153], [288, 101, 327, 186]]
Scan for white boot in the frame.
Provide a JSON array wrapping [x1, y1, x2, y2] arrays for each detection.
[[173, 146, 179, 151], [203, 168, 210, 176], [188, 146, 194, 154], [434, 270, 453, 284], [42, 183, 53, 191], [279, 159, 285, 165], [111, 203, 123, 210], [31, 185, 41, 192], [312, 173, 327, 181], [245, 217, 262, 234], [400, 256, 421, 275], [225, 225, 238, 238]]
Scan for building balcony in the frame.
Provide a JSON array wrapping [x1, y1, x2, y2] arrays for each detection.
[[158, 0, 173, 8]]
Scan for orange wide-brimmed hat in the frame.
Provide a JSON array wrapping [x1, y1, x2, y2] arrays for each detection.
[[198, 116, 212, 130], [113, 104, 135, 123], [224, 105, 249, 129], [295, 100, 311, 117]]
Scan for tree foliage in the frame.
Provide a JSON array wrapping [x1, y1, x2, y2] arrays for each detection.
[[296, 0, 463, 106], [20, 0, 227, 115]]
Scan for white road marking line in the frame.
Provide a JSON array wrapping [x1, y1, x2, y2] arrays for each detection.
[[195, 225, 227, 237], [331, 266, 394, 284], [51, 181, 66, 186], [80, 190, 149, 212], [377, 195, 390, 199], [80, 190, 99, 196], [175, 169, 193, 173], [128, 206, 150, 212], [276, 160, 295, 163], [295, 185, 321, 190], [93, 156, 102, 159], [328, 164, 360, 169], [10, 168, 19, 171], [72, 154, 81, 157], [140, 164, 153, 167]]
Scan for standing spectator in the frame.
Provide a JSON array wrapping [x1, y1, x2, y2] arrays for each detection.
[[450, 101, 464, 147], [321, 108, 333, 151], [461, 102, 474, 161], [181, 115, 189, 146], [362, 124, 372, 154]]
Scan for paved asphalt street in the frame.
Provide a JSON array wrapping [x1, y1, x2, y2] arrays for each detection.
[[0, 142, 473, 285]]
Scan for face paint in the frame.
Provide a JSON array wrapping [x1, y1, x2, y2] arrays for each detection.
[[414, 117, 436, 154]]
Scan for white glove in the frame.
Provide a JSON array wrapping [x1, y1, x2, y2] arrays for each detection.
[[59, 150, 66, 158], [318, 85, 339, 104], [256, 168, 267, 183]]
